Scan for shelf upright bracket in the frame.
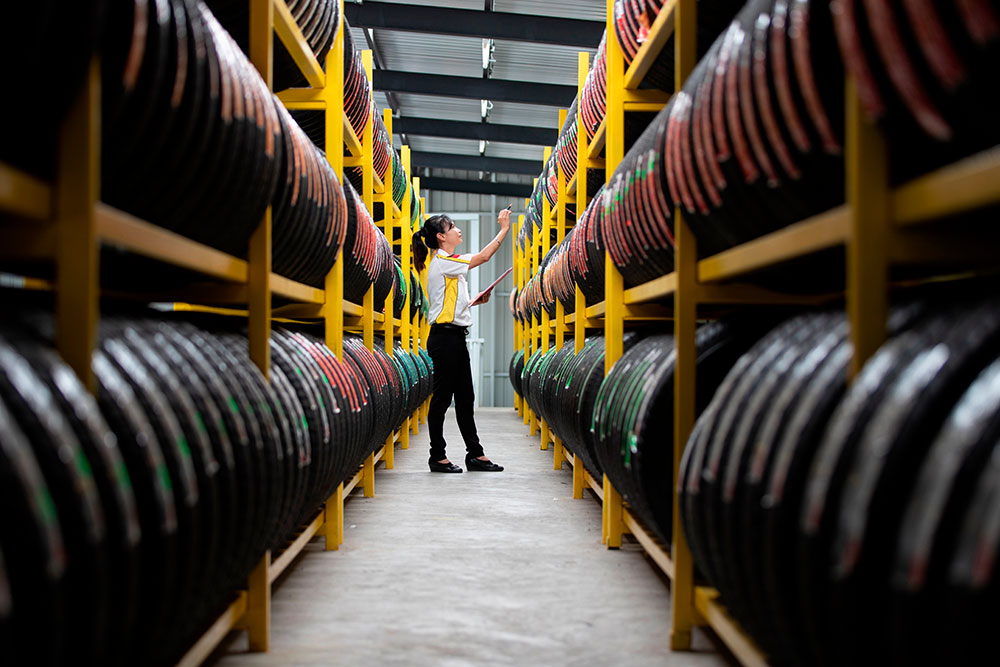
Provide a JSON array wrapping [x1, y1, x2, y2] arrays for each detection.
[[322, 0, 347, 553], [400, 148, 413, 449], [381, 108, 396, 470], [846, 79, 889, 379], [241, 550, 271, 651], [56, 58, 100, 393], [540, 146, 553, 451], [409, 177, 421, 435], [603, 0, 627, 551], [324, 0, 345, 363], [247, 0, 275, 381], [553, 109, 569, 469], [670, 0, 699, 650]]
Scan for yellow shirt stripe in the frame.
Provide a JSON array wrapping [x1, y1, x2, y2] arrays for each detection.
[[436, 276, 459, 323]]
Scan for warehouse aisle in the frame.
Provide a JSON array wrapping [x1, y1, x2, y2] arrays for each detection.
[[213, 408, 729, 666]]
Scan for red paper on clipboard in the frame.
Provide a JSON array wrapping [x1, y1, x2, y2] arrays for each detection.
[[466, 266, 513, 309]]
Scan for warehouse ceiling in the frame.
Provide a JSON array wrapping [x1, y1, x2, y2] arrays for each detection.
[[344, 0, 604, 197]]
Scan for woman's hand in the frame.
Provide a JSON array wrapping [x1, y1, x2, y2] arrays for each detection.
[[470, 206, 512, 268]]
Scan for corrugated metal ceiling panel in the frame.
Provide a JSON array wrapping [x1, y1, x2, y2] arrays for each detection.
[[374, 31, 485, 77], [494, 0, 607, 22], [490, 39, 595, 86], [392, 93, 482, 122], [485, 143, 545, 161], [408, 136, 482, 156], [487, 100, 563, 128], [347, 0, 484, 10]]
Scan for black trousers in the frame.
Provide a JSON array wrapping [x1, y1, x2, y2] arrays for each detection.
[[426, 326, 484, 462]]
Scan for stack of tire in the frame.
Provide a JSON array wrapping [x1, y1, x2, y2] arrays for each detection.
[[596, 0, 1000, 289], [516, 334, 638, 479], [206, 0, 340, 92], [679, 292, 1000, 665], [0, 310, 427, 666], [342, 180, 396, 308]]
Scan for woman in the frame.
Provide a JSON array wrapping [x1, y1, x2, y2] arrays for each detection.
[[413, 208, 512, 473]]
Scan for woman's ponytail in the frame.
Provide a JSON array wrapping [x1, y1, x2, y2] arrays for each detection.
[[412, 215, 453, 272], [413, 227, 429, 272]]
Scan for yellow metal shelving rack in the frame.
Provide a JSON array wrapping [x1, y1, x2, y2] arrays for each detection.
[[0, 0, 427, 663], [513, 0, 1000, 664]]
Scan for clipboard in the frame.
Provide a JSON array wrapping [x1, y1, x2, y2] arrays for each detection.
[[466, 266, 513, 310]]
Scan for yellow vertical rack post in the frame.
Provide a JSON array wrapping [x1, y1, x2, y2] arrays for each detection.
[[518, 215, 528, 421], [55, 59, 100, 393], [539, 146, 552, 450], [553, 109, 568, 469], [410, 174, 421, 436], [400, 147, 412, 449], [420, 194, 430, 425], [569, 51, 591, 496], [513, 211, 522, 413], [529, 203, 540, 437], [381, 108, 396, 470], [846, 80, 889, 378], [602, 0, 626, 550], [322, 0, 347, 553], [242, 0, 275, 650], [670, 0, 698, 647], [360, 49, 377, 498], [520, 213, 530, 425]]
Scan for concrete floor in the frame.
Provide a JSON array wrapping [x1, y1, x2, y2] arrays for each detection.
[[212, 407, 732, 667]]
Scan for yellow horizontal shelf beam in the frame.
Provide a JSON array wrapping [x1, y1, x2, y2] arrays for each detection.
[[583, 469, 604, 500], [344, 116, 363, 157], [343, 468, 363, 496], [269, 510, 325, 584], [624, 272, 677, 304], [276, 87, 325, 105], [623, 0, 678, 90], [344, 300, 363, 316], [892, 146, 1000, 227], [0, 162, 52, 220], [697, 283, 831, 306], [176, 592, 248, 667], [623, 303, 672, 320], [345, 156, 363, 168], [623, 89, 672, 106], [694, 587, 769, 667], [623, 101, 670, 113], [622, 508, 674, 580], [96, 204, 246, 283], [585, 301, 606, 318], [0, 273, 53, 291], [588, 118, 606, 160], [271, 274, 324, 303], [273, 0, 325, 89], [698, 205, 850, 283]]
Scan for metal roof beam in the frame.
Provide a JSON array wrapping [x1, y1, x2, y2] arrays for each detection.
[[344, 1, 604, 48], [395, 117, 556, 146], [420, 177, 533, 198], [373, 70, 575, 106], [411, 152, 540, 176]]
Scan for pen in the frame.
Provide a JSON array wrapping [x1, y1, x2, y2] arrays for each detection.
[[504, 203, 512, 211]]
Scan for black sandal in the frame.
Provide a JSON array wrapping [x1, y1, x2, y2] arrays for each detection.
[[466, 456, 504, 472]]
